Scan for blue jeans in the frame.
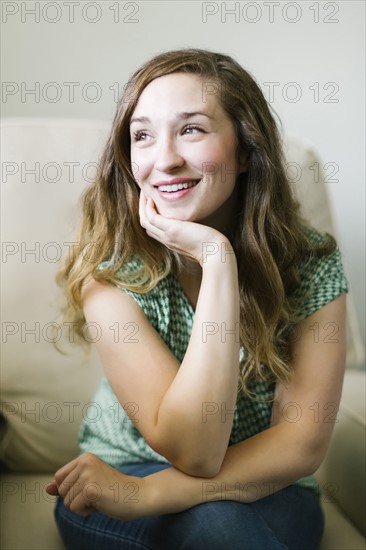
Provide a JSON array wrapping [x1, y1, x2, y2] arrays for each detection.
[[54, 462, 324, 550]]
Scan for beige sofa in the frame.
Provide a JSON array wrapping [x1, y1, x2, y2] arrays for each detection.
[[1, 118, 365, 550]]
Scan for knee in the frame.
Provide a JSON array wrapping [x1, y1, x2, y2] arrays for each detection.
[[178, 500, 253, 549]]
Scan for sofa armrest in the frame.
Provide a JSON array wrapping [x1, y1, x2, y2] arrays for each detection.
[[315, 369, 366, 536]]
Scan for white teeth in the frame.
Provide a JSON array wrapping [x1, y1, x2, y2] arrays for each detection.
[[158, 180, 199, 192]]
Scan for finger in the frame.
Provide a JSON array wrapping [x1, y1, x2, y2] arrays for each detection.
[[139, 191, 151, 230], [60, 480, 82, 506], [139, 196, 165, 241], [57, 463, 83, 502], [54, 457, 80, 483], [145, 198, 171, 231], [67, 487, 98, 517], [45, 482, 59, 496]]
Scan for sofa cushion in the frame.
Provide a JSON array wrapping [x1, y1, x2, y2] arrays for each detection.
[[319, 499, 366, 550], [0, 474, 64, 549]]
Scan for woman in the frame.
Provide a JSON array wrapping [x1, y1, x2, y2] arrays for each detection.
[[47, 48, 348, 549]]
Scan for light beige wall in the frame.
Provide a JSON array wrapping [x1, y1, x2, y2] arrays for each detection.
[[1, 0, 365, 343]]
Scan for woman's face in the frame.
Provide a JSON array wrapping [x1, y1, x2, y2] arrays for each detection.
[[129, 72, 245, 226]]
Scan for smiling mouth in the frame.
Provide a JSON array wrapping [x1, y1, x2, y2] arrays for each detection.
[[157, 180, 200, 193]]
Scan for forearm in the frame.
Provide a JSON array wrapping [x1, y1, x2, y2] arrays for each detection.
[[154, 241, 240, 473], [143, 422, 318, 517], [49, 422, 318, 522]]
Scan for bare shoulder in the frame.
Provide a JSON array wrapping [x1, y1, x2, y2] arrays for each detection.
[[81, 274, 119, 302], [81, 275, 141, 320]]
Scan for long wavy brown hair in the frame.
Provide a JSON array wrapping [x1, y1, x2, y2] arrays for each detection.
[[57, 48, 335, 395]]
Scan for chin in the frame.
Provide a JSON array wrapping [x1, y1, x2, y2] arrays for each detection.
[[159, 207, 197, 222]]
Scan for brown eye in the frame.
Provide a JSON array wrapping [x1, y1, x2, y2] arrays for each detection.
[[183, 125, 203, 135], [133, 130, 150, 141]]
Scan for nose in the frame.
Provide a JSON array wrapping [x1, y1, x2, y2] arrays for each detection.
[[154, 135, 184, 173]]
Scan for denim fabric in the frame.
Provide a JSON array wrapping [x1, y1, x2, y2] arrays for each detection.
[[55, 462, 324, 550]]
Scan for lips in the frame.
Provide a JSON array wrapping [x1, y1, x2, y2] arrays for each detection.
[[157, 180, 199, 193], [153, 178, 201, 201], [153, 178, 200, 187]]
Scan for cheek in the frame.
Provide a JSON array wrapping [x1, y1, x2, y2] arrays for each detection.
[[130, 151, 150, 184], [195, 140, 237, 168], [197, 145, 237, 187]]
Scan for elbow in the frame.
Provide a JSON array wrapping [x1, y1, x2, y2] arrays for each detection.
[[165, 450, 223, 478], [307, 449, 329, 476], [147, 434, 222, 478], [181, 458, 222, 478], [174, 457, 222, 478], [302, 439, 330, 476]]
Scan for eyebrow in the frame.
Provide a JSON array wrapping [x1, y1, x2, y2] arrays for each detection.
[[130, 111, 212, 126]]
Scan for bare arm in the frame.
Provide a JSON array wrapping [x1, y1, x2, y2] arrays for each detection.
[[50, 294, 347, 519], [142, 293, 347, 513], [83, 195, 240, 477]]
